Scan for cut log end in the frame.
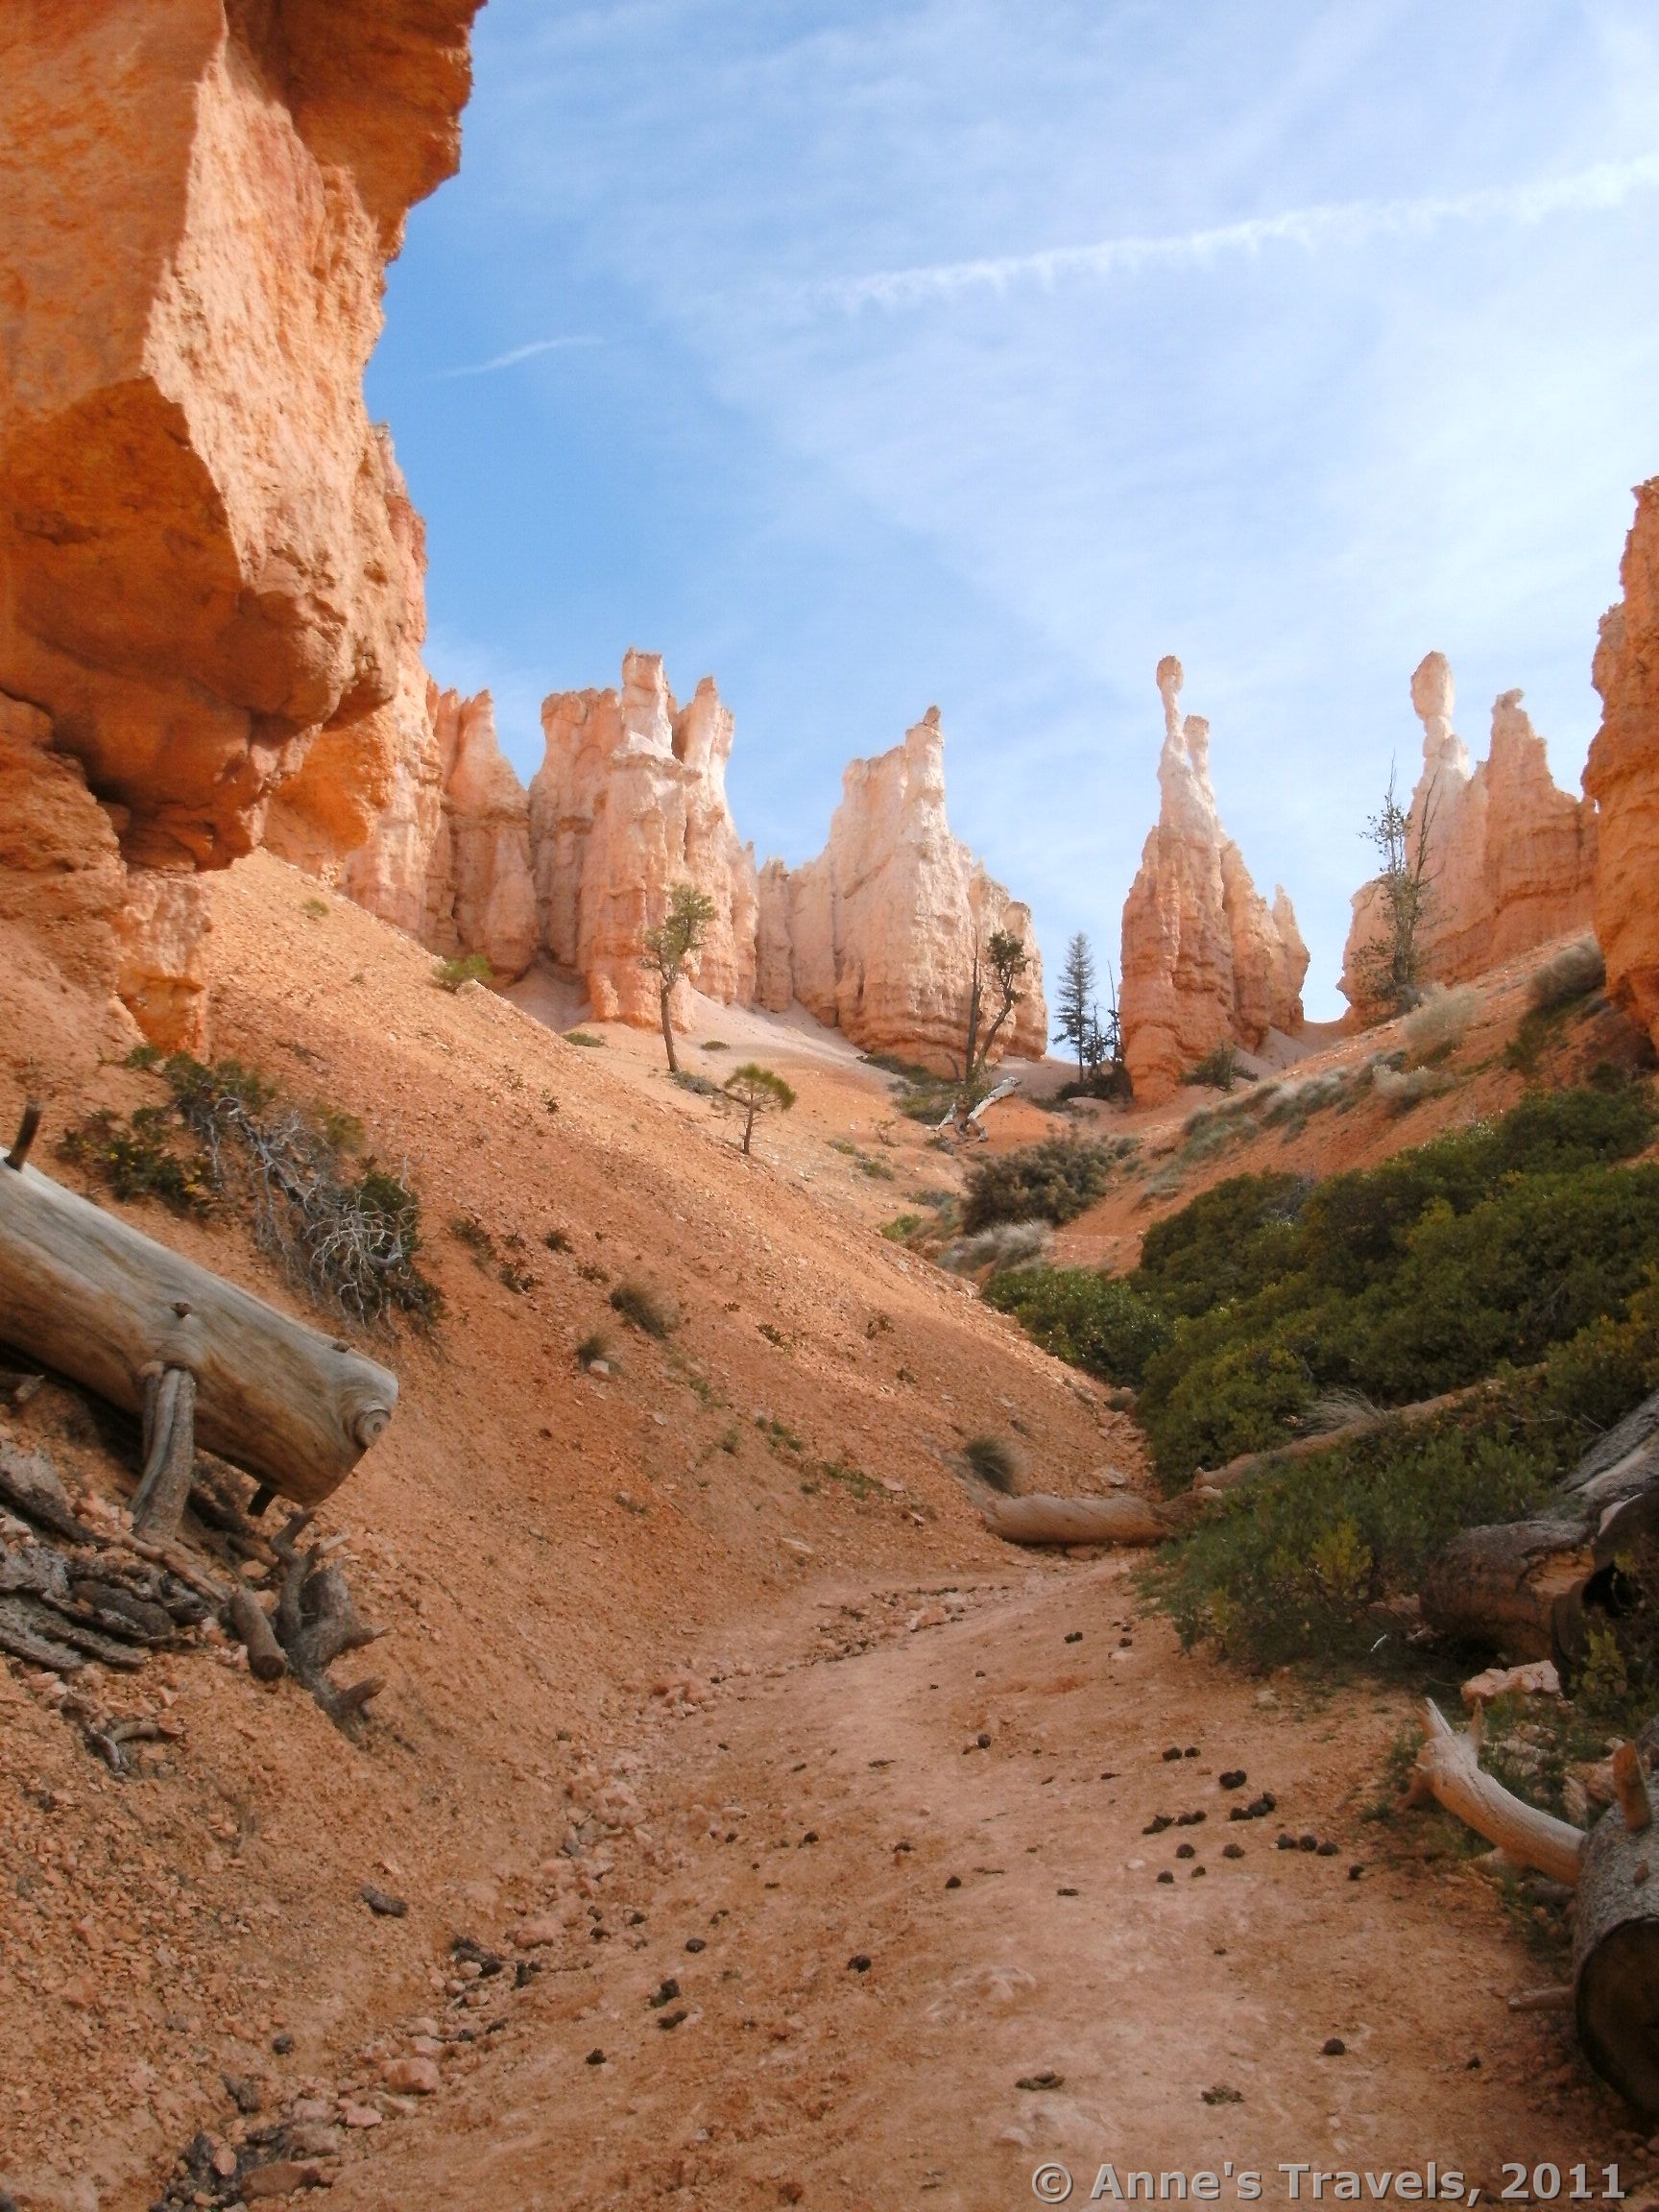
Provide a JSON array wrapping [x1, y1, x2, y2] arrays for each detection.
[[1576, 1920, 1659, 2114]]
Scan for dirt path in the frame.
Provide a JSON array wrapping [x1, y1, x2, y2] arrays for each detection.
[[325, 1561, 1631, 2212]]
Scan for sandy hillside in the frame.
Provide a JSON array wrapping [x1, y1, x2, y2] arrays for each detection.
[[0, 868, 1647, 2212]]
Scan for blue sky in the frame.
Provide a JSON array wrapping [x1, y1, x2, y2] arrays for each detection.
[[367, 0, 1659, 1020]]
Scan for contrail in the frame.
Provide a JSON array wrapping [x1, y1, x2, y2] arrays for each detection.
[[435, 335, 602, 378], [817, 153, 1659, 311]]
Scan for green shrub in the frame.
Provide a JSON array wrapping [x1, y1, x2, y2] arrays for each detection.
[[565, 1030, 606, 1048], [880, 1213, 926, 1243], [59, 1105, 211, 1213], [989, 1086, 1659, 1487], [1142, 1407, 1561, 1670], [576, 1332, 611, 1370], [433, 952, 493, 992], [611, 1281, 676, 1338], [1142, 1338, 1318, 1483], [1537, 1275, 1659, 1434], [1136, 1172, 1311, 1317], [983, 1266, 1172, 1385], [960, 1136, 1122, 1234], [1181, 1044, 1238, 1091], [1138, 1160, 1659, 1484]]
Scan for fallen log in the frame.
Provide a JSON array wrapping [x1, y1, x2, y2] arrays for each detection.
[[0, 1118, 397, 1509], [1403, 1700, 1659, 2112], [1575, 1755, 1659, 2113], [1401, 1699, 1584, 1885], [1195, 1380, 1503, 1495], [981, 1492, 1172, 1548], [1420, 1386, 1659, 1663]]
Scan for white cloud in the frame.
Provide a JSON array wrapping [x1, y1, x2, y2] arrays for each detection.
[[815, 152, 1659, 311], [434, 335, 601, 378]]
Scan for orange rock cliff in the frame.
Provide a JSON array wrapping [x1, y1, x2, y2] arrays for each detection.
[[1586, 477, 1659, 1056], [0, 0, 484, 1046]]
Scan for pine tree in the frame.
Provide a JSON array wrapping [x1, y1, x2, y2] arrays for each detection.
[[1053, 931, 1095, 1080], [639, 883, 718, 1072]]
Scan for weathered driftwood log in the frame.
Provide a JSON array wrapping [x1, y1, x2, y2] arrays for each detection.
[[982, 1492, 1173, 1547], [0, 1131, 397, 1508], [1404, 1700, 1659, 2112], [1420, 1387, 1659, 1663], [272, 1510, 386, 1732], [1401, 1699, 1585, 1884]]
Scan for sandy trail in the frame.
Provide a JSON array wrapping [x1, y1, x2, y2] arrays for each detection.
[[328, 1560, 1622, 2212]]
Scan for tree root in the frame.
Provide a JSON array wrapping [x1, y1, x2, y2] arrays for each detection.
[[269, 1510, 387, 1735]]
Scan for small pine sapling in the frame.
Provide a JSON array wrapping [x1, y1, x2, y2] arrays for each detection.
[[723, 1063, 797, 1156]]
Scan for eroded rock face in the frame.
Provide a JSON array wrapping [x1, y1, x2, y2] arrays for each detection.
[[0, 0, 481, 1035], [0, 694, 128, 1004], [337, 664, 1044, 1070], [1586, 480, 1659, 1054], [1339, 653, 1597, 1020], [112, 870, 213, 1055], [768, 709, 1047, 1074], [1118, 659, 1308, 1104], [442, 692, 539, 982], [530, 655, 759, 1025]]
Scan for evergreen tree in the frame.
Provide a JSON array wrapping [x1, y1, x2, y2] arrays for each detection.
[[1053, 931, 1095, 1079], [639, 883, 717, 1072]]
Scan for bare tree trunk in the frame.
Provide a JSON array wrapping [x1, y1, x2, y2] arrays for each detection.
[[741, 1104, 755, 1156], [659, 983, 680, 1074], [227, 1587, 287, 1681]]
